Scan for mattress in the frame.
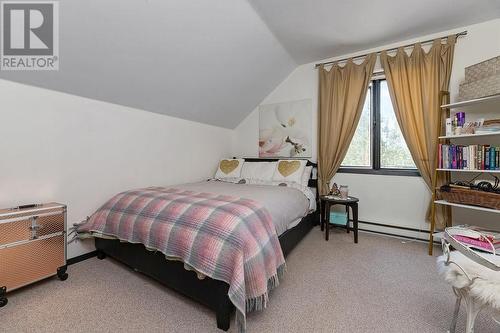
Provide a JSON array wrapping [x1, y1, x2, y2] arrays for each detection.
[[176, 180, 316, 236]]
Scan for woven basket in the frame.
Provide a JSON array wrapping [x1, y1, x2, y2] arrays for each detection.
[[439, 187, 500, 210]]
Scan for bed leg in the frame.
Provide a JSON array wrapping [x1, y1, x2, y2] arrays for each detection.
[[216, 303, 231, 331], [96, 250, 106, 260]]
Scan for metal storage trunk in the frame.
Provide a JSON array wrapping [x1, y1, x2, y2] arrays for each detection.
[[0, 203, 68, 307]]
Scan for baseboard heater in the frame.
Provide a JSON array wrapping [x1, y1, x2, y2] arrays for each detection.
[[355, 220, 438, 243]]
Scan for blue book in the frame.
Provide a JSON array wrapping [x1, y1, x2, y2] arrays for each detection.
[[490, 147, 496, 170], [496, 147, 500, 170], [485, 147, 490, 170]]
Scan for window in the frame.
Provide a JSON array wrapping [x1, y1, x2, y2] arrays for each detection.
[[342, 88, 371, 167], [340, 79, 419, 176]]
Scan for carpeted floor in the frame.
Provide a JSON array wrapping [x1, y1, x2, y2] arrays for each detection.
[[2, 228, 499, 332]]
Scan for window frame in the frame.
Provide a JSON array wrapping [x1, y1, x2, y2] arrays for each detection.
[[338, 79, 420, 177]]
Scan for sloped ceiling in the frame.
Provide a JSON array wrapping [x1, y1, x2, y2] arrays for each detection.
[[250, 0, 500, 64], [2, 1, 500, 128], [0, 0, 296, 129]]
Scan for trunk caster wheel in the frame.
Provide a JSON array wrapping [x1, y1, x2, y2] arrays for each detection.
[[0, 286, 7, 307], [97, 251, 106, 260], [58, 273, 68, 281], [57, 266, 68, 281]]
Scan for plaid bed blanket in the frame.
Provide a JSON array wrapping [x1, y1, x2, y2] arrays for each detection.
[[77, 187, 285, 332]]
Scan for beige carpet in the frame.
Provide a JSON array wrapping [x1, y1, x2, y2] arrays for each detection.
[[2, 228, 499, 332]]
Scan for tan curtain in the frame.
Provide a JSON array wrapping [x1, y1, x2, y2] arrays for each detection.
[[380, 36, 456, 227], [318, 54, 376, 195]]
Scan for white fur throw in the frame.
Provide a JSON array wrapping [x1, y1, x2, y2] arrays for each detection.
[[437, 251, 500, 310]]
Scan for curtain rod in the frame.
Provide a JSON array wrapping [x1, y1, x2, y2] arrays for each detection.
[[314, 30, 467, 69]]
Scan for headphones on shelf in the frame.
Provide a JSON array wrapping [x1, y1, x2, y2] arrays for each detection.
[[450, 175, 499, 194]]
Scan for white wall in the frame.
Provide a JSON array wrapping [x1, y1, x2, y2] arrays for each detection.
[[0, 80, 232, 258], [232, 19, 500, 237], [0, 0, 297, 129]]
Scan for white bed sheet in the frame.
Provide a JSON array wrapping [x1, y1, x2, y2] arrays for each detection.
[[175, 180, 316, 236]]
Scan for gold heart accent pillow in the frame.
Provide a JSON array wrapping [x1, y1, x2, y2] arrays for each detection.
[[215, 158, 244, 179], [220, 160, 239, 174], [278, 161, 300, 177], [272, 159, 307, 184]]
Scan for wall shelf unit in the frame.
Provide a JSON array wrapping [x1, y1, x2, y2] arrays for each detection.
[[428, 91, 500, 255], [438, 132, 500, 139], [434, 200, 500, 214], [440, 93, 500, 110]]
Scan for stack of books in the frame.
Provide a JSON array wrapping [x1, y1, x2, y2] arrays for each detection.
[[453, 227, 500, 254], [439, 144, 500, 170]]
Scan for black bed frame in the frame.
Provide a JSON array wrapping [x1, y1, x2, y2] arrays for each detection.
[[94, 158, 319, 331]]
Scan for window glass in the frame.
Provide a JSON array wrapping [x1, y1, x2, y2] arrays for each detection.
[[341, 91, 371, 167], [379, 81, 416, 169]]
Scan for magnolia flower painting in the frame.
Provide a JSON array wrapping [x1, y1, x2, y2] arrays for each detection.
[[259, 99, 312, 158]]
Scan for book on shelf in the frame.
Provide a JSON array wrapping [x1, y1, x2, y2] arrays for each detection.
[[438, 144, 500, 170]]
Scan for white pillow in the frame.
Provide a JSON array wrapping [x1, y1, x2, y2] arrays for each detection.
[[272, 160, 307, 184], [301, 166, 312, 187], [214, 158, 244, 178], [241, 162, 276, 181]]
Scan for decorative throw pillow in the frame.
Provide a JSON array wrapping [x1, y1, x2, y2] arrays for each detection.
[[272, 159, 307, 184], [301, 166, 313, 187], [240, 161, 277, 181], [214, 158, 244, 179]]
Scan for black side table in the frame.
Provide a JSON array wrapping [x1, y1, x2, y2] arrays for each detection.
[[320, 195, 359, 243]]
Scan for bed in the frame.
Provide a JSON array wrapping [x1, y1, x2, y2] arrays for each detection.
[[84, 158, 319, 331]]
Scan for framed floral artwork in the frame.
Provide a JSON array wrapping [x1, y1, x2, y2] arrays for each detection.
[[259, 99, 312, 158]]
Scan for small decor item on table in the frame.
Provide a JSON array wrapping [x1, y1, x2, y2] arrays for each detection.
[[329, 182, 341, 196], [339, 185, 349, 199]]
